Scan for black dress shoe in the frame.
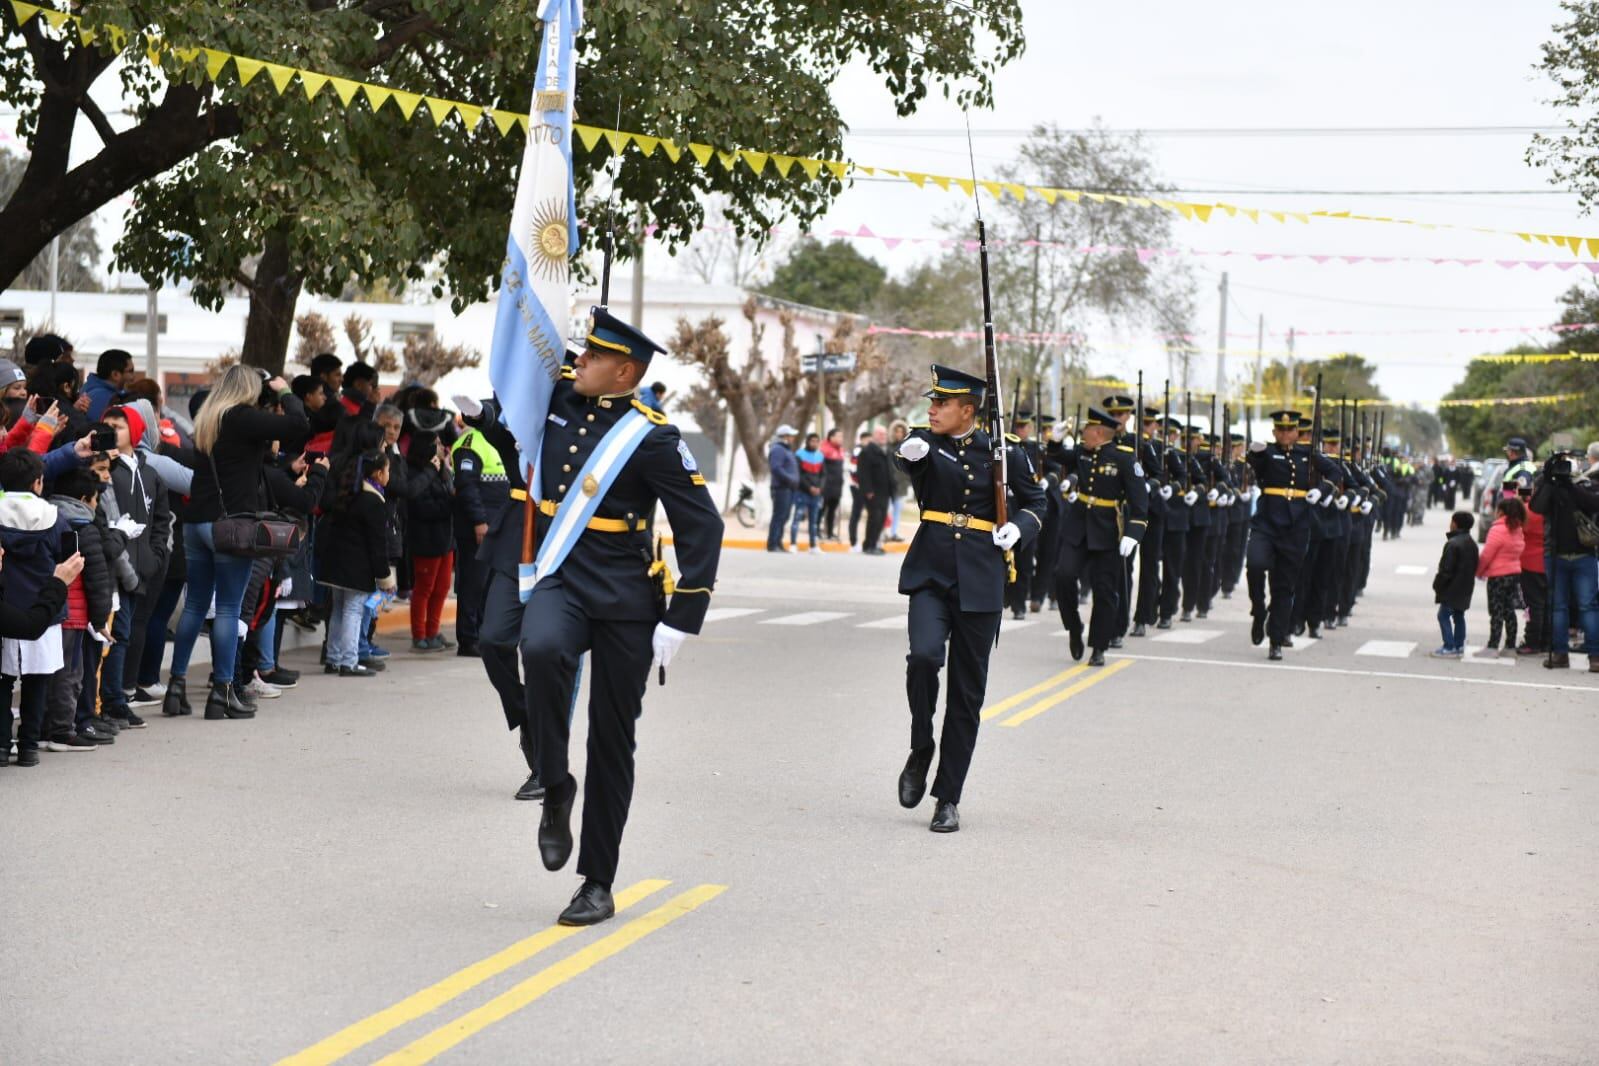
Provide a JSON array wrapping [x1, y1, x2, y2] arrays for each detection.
[[1268, 643, 1283, 661], [557, 880, 615, 926], [1011, 609, 1026, 621], [929, 800, 959, 833], [539, 784, 576, 871], [1196, 609, 1208, 620], [1281, 635, 1295, 648], [1306, 624, 1321, 640], [1221, 590, 1233, 600], [899, 747, 934, 809], [1130, 622, 1146, 637], [1088, 648, 1106, 667], [515, 772, 545, 801], [456, 641, 481, 658], [1180, 610, 1192, 623], [1028, 601, 1042, 614], [1293, 621, 1306, 637], [1250, 615, 1265, 646], [1068, 627, 1084, 662], [1109, 636, 1124, 649], [1156, 617, 1172, 630]]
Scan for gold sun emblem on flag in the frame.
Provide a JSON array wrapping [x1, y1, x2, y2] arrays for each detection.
[[528, 198, 571, 283]]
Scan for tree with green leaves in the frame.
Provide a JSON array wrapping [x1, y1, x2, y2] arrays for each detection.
[[1529, 1, 1599, 210], [761, 238, 887, 314], [2, 1, 1025, 371]]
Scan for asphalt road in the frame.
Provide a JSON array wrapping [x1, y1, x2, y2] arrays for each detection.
[[3, 513, 1596, 1065]]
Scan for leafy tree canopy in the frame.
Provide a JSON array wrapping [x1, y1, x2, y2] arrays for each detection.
[[761, 238, 887, 314]]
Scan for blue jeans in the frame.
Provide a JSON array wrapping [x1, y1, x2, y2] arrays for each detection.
[[256, 608, 278, 674], [99, 590, 139, 710], [1436, 604, 1465, 651], [790, 491, 821, 547], [170, 522, 256, 683], [136, 575, 185, 688], [768, 488, 795, 549], [327, 588, 367, 668], [1549, 553, 1599, 654], [889, 494, 903, 538]]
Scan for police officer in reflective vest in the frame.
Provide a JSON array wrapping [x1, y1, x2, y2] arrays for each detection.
[[513, 308, 724, 927], [1054, 406, 1150, 666], [895, 365, 1045, 834]]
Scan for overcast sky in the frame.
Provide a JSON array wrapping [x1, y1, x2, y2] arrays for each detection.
[[799, 0, 1594, 407]]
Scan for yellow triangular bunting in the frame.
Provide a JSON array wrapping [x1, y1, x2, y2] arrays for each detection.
[[76, 22, 96, 47], [1003, 183, 1026, 201], [659, 140, 682, 163], [978, 181, 1002, 200], [741, 151, 769, 175], [10, 2, 41, 28], [1587, 237, 1599, 258], [490, 109, 520, 137], [771, 154, 795, 177], [602, 129, 628, 153], [633, 134, 659, 157], [455, 104, 482, 130], [423, 97, 453, 126], [1192, 204, 1213, 223], [797, 157, 821, 179], [575, 125, 603, 151], [203, 49, 231, 81], [264, 63, 296, 94], [688, 143, 714, 166], [329, 77, 360, 107], [362, 82, 393, 113], [902, 172, 927, 188], [40, 7, 68, 30], [954, 178, 975, 197], [299, 70, 329, 100], [716, 151, 738, 172], [173, 46, 199, 65], [928, 175, 950, 191], [825, 161, 849, 180], [1036, 188, 1058, 205], [391, 90, 423, 119], [234, 56, 265, 86]]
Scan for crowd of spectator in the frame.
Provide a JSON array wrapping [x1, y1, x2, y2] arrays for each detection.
[[2, 333, 488, 770], [766, 422, 904, 555]]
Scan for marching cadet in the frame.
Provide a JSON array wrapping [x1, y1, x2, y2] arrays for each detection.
[[1221, 435, 1251, 600], [1029, 414, 1061, 613], [1180, 427, 1220, 622], [1131, 405, 1171, 637], [1101, 394, 1139, 644], [492, 308, 723, 927], [1157, 416, 1199, 628], [895, 365, 1044, 833], [1245, 409, 1336, 659], [1004, 408, 1041, 620], [1198, 432, 1235, 616], [1291, 416, 1332, 639], [1310, 426, 1352, 633], [1054, 406, 1149, 666]]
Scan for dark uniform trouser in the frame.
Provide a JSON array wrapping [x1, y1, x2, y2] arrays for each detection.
[[1181, 526, 1208, 614], [1159, 527, 1187, 622], [863, 498, 889, 550], [1031, 510, 1059, 606], [1056, 540, 1120, 650], [906, 587, 1002, 806], [1247, 524, 1305, 645], [1223, 516, 1248, 593], [479, 572, 540, 774], [1202, 526, 1225, 610], [1135, 511, 1165, 625], [521, 580, 654, 887], [1315, 534, 1347, 623], [1292, 537, 1325, 630], [1006, 539, 1035, 614], [1339, 533, 1364, 616]]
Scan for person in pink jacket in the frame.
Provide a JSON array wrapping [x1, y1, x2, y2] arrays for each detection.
[[1517, 483, 1547, 654], [1476, 496, 1527, 654]]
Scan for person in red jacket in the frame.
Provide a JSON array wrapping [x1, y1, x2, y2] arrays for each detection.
[[1475, 496, 1526, 655]]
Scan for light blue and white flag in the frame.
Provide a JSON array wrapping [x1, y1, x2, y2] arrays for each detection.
[[488, 0, 582, 599]]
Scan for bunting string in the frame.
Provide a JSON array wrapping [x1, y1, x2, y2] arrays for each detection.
[[1437, 392, 1588, 407], [9, 0, 1599, 258]]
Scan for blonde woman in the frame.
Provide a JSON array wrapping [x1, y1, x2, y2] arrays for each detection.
[[162, 365, 307, 720]]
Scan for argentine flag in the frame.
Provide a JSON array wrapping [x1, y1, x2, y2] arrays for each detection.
[[489, 0, 582, 598]]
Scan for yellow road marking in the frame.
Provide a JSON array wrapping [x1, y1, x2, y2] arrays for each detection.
[[275, 879, 672, 1066], [999, 659, 1136, 727], [980, 664, 1090, 721], [375, 884, 728, 1066]]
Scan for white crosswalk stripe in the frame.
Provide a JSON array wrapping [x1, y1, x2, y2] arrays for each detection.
[[1356, 640, 1418, 658], [1000, 619, 1038, 633], [1151, 628, 1225, 645], [1395, 565, 1429, 575], [700, 607, 766, 624], [760, 611, 852, 626], [857, 616, 907, 630], [1282, 637, 1318, 652]]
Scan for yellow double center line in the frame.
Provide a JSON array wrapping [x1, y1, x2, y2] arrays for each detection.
[[981, 659, 1136, 727], [278, 880, 724, 1066]]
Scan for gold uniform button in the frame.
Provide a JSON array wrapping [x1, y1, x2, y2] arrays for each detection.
[[562, 464, 572, 473], [954, 532, 962, 540], [568, 445, 578, 454], [578, 428, 588, 436], [558, 484, 567, 493], [586, 413, 595, 422]]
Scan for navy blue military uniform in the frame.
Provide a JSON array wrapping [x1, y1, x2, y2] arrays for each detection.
[[1131, 408, 1169, 634], [1029, 415, 1062, 611], [1157, 418, 1199, 627], [451, 424, 512, 658], [896, 366, 1045, 826], [1003, 416, 1042, 619]]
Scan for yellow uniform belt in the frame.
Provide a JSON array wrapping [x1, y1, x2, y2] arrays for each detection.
[[1076, 494, 1121, 509], [921, 510, 997, 533], [509, 490, 648, 533], [1262, 487, 1309, 499]]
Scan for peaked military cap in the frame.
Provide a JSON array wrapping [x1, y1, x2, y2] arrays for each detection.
[[1297, 416, 1314, 431], [1269, 409, 1302, 429], [1321, 426, 1342, 442], [1139, 405, 1162, 420], [1011, 408, 1034, 424], [1039, 414, 1057, 426], [587, 306, 666, 364], [1102, 394, 1136, 414], [923, 364, 986, 400], [1203, 432, 1220, 446], [1083, 405, 1120, 430]]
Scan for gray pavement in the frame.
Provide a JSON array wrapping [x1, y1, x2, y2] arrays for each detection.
[[3, 516, 1597, 1065]]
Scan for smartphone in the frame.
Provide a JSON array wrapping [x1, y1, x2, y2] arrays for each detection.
[[60, 529, 78, 559], [33, 395, 53, 415]]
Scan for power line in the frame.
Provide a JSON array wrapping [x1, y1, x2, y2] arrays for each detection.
[[846, 124, 1565, 139]]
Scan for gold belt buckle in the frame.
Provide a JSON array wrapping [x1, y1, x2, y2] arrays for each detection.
[[950, 513, 970, 529]]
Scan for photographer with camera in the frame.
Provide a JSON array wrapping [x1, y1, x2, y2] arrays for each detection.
[[1529, 450, 1599, 672]]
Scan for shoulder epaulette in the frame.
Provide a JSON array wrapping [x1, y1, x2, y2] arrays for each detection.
[[1117, 444, 1135, 453], [631, 398, 668, 425], [1004, 433, 1021, 444]]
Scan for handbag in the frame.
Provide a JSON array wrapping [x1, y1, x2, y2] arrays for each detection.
[[208, 452, 305, 559]]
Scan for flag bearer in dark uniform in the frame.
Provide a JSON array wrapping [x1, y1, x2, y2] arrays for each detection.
[[1053, 406, 1150, 666], [1245, 410, 1339, 659], [1158, 417, 1199, 628], [895, 365, 1044, 834], [498, 309, 724, 927], [1029, 414, 1061, 613], [1004, 409, 1041, 620], [1131, 405, 1170, 636]]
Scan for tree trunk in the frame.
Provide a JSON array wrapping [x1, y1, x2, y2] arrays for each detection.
[[0, 80, 238, 293], [240, 228, 304, 375]]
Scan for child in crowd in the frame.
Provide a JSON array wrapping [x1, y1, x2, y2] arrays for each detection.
[[1476, 496, 1526, 656], [1431, 511, 1480, 659], [44, 469, 116, 749], [316, 448, 395, 678]]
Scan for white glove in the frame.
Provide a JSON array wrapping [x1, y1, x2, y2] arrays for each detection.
[[991, 522, 1021, 550], [897, 437, 930, 462], [1248, 440, 1267, 453], [1305, 487, 1323, 506], [1066, 488, 1079, 503], [112, 514, 146, 539], [277, 577, 294, 598], [1219, 493, 1232, 507], [1360, 500, 1374, 515], [1206, 488, 1219, 503], [1183, 490, 1199, 506], [452, 394, 482, 418], [1158, 484, 1173, 500], [1118, 535, 1138, 557], [651, 623, 690, 673], [1321, 492, 1336, 508], [1334, 494, 1349, 511]]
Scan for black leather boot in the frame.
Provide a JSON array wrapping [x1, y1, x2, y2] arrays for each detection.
[[161, 676, 192, 717], [203, 681, 254, 720]]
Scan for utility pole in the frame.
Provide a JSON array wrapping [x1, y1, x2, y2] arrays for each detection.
[[1253, 312, 1264, 424], [145, 285, 160, 388], [1214, 271, 1228, 412], [629, 204, 646, 332], [814, 331, 826, 440]]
